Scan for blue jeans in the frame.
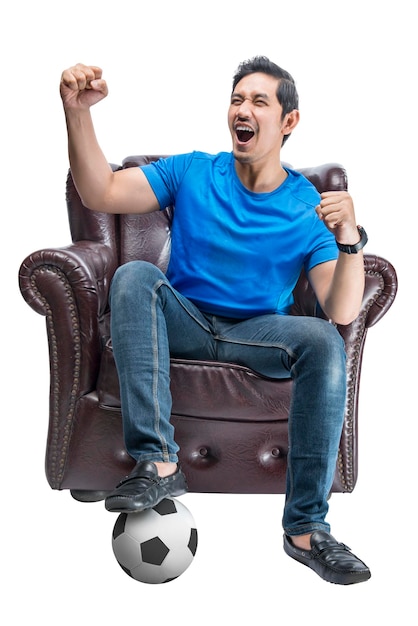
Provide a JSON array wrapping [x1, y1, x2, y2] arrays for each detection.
[[109, 260, 347, 536]]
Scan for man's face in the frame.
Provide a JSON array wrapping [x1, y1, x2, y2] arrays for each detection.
[[228, 72, 292, 165]]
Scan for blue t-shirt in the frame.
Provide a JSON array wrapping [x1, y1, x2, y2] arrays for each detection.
[[141, 151, 338, 318]]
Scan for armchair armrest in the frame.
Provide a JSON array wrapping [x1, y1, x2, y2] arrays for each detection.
[[362, 254, 398, 328], [19, 240, 117, 489], [333, 253, 397, 489], [19, 240, 117, 394], [338, 254, 397, 353]]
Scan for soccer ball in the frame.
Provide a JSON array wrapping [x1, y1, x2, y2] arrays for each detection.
[[112, 497, 198, 584]]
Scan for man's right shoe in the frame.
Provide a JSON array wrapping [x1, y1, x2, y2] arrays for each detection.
[[105, 460, 188, 513]]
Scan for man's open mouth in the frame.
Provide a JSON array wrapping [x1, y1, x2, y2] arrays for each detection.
[[235, 125, 255, 143]]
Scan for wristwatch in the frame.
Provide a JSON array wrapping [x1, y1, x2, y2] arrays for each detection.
[[336, 226, 368, 254]]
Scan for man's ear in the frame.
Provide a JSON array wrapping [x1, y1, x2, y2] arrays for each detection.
[[282, 109, 300, 137]]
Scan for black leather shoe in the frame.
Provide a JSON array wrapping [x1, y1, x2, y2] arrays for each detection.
[[283, 530, 371, 585], [105, 461, 188, 513]]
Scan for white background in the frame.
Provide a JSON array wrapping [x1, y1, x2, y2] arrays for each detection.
[[3, 1, 415, 623]]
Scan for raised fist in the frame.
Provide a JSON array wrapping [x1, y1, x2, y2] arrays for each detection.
[[60, 63, 108, 111]]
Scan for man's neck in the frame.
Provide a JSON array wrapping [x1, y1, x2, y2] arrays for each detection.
[[234, 160, 288, 193]]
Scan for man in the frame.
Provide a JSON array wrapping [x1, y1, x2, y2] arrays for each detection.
[[60, 56, 370, 584]]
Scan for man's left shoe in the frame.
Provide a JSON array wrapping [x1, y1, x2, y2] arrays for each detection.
[[283, 530, 371, 585]]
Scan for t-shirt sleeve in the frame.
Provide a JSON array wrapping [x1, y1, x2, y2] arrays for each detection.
[[140, 154, 193, 210], [304, 218, 339, 272]]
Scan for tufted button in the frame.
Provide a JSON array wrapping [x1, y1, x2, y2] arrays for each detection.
[[258, 445, 286, 473], [189, 445, 218, 468]]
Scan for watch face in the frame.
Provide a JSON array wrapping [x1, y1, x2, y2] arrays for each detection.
[[357, 227, 368, 249]]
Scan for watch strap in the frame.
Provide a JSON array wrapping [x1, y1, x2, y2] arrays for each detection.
[[336, 226, 368, 254]]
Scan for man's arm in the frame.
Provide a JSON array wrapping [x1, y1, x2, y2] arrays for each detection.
[[308, 191, 365, 326], [60, 64, 159, 214]]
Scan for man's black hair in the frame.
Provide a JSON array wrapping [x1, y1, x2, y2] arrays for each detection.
[[232, 56, 299, 144]]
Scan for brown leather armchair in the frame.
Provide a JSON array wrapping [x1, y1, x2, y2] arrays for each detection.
[[18, 156, 398, 502]]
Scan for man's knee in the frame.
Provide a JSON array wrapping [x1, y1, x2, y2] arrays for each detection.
[[111, 260, 163, 291], [110, 261, 166, 308], [294, 318, 346, 384], [306, 318, 344, 350]]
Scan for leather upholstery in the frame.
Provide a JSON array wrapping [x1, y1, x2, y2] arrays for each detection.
[[19, 156, 398, 495]]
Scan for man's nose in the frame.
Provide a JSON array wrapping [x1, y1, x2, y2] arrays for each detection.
[[237, 98, 251, 117]]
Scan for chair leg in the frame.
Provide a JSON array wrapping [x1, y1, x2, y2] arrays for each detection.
[[70, 489, 110, 503]]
